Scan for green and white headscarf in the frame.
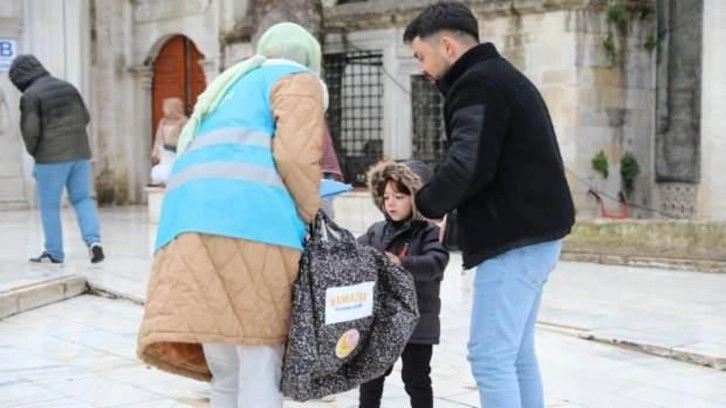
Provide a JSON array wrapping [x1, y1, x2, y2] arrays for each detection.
[[176, 22, 323, 154]]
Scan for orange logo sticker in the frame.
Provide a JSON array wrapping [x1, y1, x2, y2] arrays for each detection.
[[335, 329, 360, 359]]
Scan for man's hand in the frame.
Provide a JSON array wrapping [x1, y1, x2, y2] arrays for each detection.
[[438, 214, 448, 243], [424, 214, 447, 243], [151, 155, 160, 165], [438, 221, 447, 244], [385, 252, 401, 265]]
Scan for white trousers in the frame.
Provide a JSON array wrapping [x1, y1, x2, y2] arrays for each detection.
[[202, 343, 285, 408]]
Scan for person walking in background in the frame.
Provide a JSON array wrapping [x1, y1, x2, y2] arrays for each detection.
[[403, 2, 575, 407], [9, 55, 105, 265], [150, 97, 187, 186]]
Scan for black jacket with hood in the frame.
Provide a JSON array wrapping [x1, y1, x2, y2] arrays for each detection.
[[9, 55, 91, 163], [358, 160, 449, 345]]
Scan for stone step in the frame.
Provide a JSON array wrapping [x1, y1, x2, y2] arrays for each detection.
[[0, 200, 30, 211], [0, 275, 87, 320]]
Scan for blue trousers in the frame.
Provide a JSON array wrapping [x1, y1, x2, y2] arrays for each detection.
[[468, 240, 562, 408], [33, 160, 101, 262]]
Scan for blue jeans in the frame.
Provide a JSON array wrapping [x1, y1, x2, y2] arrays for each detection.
[[33, 160, 101, 262], [468, 240, 562, 408]]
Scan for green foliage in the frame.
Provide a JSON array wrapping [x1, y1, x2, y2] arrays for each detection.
[[608, 3, 628, 24], [603, 33, 616, 62], [620, 152, 641, 194], [592, 150, 609, 179], [644, 34, 657, 52]]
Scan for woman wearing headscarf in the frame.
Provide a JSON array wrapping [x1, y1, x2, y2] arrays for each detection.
[[137, 23, 326, 407], [150, 97, 187, 185]]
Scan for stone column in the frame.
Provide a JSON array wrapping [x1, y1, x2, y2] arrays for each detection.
[[91, 0, 118, 204], [200, 58, 219, 85], [383, 43, 412, 160], [223, 42, 254, 68], [0, 88, 27, 209], [129, 65, 154, 203], [697, 0, 726, 220], [0, 6, 27, 209], [654, 0, 704, 219]]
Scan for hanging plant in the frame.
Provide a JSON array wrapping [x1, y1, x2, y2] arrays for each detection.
[[607, 3, 628, 25], [620, 152, 641, 195], [602, 1, 631, 65], [603, 33, 616, 62], [644, 34, 657, 52], [592, 150, 609, 179]]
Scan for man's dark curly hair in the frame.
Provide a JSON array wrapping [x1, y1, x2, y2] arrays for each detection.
[[403, 2, 479, 43]]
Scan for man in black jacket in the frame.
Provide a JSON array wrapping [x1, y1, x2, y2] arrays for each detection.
[[9, 55, 105, 265], [404, 3, 575, 407]]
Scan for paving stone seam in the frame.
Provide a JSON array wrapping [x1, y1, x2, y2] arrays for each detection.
[[85, 281, 726, 374], [560, 251, 726, 274], [537, 322, 726, 372]]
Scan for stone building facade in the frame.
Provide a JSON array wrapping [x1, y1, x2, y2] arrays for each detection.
[[698, 0, 726, 220], [0, 0, 723, 221]]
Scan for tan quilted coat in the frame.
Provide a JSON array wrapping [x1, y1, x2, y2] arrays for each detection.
[[137, 72, 324, 382]]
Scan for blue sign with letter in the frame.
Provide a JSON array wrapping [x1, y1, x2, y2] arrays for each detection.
[[0, 39, 17, 72]]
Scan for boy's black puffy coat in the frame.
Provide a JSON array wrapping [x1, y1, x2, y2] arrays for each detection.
[[359, 161, 449, 344]]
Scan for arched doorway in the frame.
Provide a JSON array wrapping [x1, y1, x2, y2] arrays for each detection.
[[151, 35, 206, 140]]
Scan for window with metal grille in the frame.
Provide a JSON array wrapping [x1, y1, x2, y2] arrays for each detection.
[[323, 50, 384, 186], [411, 75, 447, 165]]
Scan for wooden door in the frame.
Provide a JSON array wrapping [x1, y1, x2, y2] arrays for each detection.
[[151, 36, 206, 142]]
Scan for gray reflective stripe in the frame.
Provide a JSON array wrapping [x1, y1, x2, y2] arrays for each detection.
[[187, 128, 271, 152], [166, 162, 284, 192]]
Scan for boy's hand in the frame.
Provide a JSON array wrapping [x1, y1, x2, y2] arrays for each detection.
[[385, 252, 401, 265]]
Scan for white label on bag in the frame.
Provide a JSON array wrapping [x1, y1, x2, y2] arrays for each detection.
[[325, 281, 375, 325]]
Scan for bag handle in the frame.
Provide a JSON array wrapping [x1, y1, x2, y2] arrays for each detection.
[[311, 210, 351, 245]]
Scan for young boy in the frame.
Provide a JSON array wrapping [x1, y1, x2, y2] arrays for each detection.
[[358, 160, 449, 408]]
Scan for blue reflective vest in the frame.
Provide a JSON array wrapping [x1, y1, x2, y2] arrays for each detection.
[[155, 63, 311, 252]]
